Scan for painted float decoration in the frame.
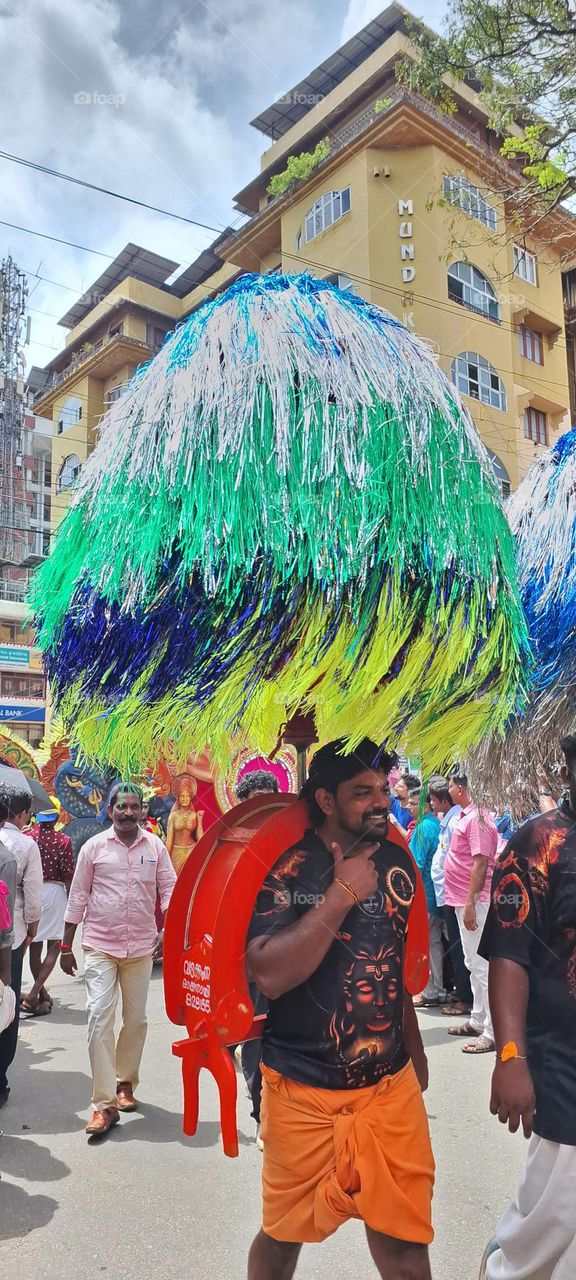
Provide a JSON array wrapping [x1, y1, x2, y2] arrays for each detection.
[[163, 793, 430, 1156]]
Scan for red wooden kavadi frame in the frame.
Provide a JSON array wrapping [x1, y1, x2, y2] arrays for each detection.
[[163, 795, 430, 1156]]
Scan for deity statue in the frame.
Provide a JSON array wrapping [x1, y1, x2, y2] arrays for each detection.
[[166, 774, 204, 875]]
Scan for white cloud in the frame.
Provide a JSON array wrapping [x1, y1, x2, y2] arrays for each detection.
[[341, 0, 448, 44], [0, 0, 323, 370]]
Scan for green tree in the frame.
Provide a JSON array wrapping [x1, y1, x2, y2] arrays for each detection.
[[400, 1, 576, 245]]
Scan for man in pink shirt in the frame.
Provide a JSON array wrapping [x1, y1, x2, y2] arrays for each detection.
[[61, 785, 176, 1137], [443, 770, 498, 1055]]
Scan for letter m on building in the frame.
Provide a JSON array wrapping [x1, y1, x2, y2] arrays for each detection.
[[397, 200, 413, 215]]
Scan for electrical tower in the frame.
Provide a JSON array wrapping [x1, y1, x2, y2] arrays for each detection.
[[0, 256, 30, 567]]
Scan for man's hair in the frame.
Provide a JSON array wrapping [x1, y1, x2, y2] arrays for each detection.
[[301, 738, 397, 825], [427, 775, 451, 804], [4, 789, 33, 819], [107, 783, 143, 809], [408, 787, 422, 799], [448, 767, 468, 787], [0, 794, 9, 824], [402, 772, 421, 790], [235, 770, 279, 802], [561, 735, 576, 766]]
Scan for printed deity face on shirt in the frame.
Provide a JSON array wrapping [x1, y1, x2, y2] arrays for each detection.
[[345, 944, 403, 1035]]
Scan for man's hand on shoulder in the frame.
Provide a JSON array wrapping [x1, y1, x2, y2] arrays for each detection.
[[330, 841, 379, 906]]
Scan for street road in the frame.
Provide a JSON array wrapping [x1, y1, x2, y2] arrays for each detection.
[[0, 959, 525, 1279]]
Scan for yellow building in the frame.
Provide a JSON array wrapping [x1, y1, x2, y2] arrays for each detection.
[[220, 2, 574, 491], [34, 4, 575, 500], [32, 242, 238, 527]]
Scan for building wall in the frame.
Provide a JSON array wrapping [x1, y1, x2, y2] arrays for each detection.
[[267, 139, 570, 488], [0, 417, 52, 746]]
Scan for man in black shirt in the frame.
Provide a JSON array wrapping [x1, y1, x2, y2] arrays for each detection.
[[247, 739, 434, 1280], [478, 734, 576, 1279]]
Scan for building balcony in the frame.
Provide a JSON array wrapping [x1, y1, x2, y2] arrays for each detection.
[[0, 578, 30, 603], [33, 332, 152, 415]]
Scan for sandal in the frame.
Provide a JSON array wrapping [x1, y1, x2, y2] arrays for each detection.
[[32, 1000, 52, 1017], [20, 996, 38, 1015], [442, 1003, 472, 1016], [447, 1020, 480, 1037], [413, 994, 443, 1007], [462, 1035, 495, 1054]]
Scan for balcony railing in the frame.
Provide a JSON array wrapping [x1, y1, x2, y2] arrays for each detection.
[[34, 332, 150, 399], [0, 579, 30, 602]]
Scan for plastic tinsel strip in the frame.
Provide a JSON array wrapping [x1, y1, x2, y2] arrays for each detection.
[[30, 272, 529, 774], [468, 427, 576, 815]]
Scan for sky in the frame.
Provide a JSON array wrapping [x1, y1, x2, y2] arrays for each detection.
[[0, 0, 449, 373]]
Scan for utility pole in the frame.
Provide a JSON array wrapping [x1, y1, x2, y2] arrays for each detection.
[[0, 256, 29, 569]]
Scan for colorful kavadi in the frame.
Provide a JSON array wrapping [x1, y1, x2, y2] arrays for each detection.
[[31, 273, 528, 773], [470, 427, 576, 814]]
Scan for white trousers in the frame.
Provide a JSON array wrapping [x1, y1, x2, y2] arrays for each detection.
[[455, 901, 493, 1039], [84, 950, 153, 1110], [486, 1136, 576, 1280], [422, 914, 445, 999]]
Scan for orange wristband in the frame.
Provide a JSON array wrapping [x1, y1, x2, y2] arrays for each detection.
[[499, 1040, 527, 1062]]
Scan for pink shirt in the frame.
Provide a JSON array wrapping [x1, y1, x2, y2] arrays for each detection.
[[444, 803, 498, 907], [65, 827, 176, 958]]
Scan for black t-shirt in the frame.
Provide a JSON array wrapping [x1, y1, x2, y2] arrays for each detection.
[[249, 828, 417, 1090], [479, 805, 576, 1145]]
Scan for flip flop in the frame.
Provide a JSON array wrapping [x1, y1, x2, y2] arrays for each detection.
[[447, 1020, 481, 1037], [20, 997, 37, 1015], [442, 1003, 472, 1016], [462, 1036, 495, 1054], [413, 995, 443, 1007]]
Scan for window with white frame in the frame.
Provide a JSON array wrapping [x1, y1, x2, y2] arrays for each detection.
[[447, 261, 500, 321], [443, 174, 497, 231], [488, 451, 511, 500], [106, 384, 124, 407], [514, 245, 537, 285], [57, 395, 82, 434], [524, 406, 548, 445], [305, 187, 351, 243], [518, 325, 544, 365], [451, 352, 507, 411], [56, 454, 82, 492]]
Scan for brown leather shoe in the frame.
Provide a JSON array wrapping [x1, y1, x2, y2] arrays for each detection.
[[116, 1081, 138, 1111], [85, 1107, 120, 1136]]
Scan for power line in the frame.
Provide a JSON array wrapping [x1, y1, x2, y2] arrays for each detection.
[[0, 219, 114, 260], [16, 236, 573, 386], [0, 150, 223, 234]]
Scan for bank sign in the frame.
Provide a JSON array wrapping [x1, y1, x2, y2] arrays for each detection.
[[0, 646, 30, 666], [0, 704, 45, 723]]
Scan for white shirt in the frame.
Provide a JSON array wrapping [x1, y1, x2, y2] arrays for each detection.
[[430, 804, 462, 908], [1, 822, 43, 948]]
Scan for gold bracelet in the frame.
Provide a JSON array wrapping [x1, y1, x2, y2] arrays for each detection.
[[334, 877, 360, 906]]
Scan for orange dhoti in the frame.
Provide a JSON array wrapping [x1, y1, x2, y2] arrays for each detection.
[[260, 1060, 434, 1245]]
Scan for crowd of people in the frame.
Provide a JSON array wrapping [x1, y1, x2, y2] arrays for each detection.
[[0, 744, 574, 1280]]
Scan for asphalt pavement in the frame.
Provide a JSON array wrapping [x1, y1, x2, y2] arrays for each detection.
[[0, 958, 526, 1279]]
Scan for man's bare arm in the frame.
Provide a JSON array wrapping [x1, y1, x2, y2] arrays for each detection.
[[248, 845, 378, 1000], [403, 991, 428, 1091], [0, 945, 10, 985], [488, 957, 536, 1137]]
